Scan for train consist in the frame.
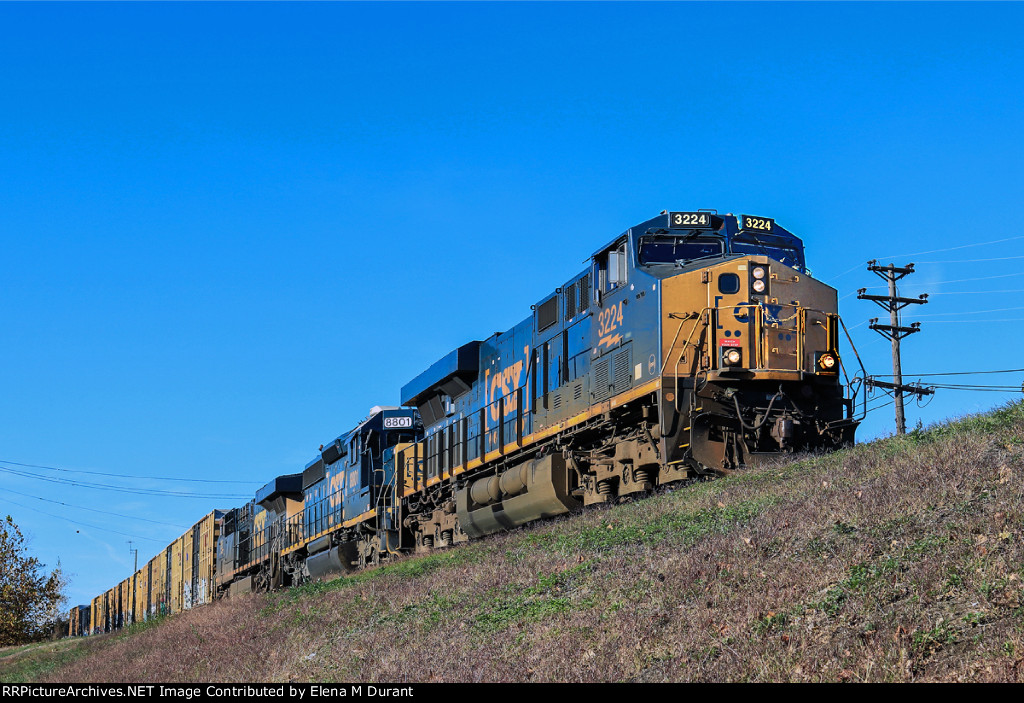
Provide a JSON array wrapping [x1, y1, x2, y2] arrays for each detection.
[[72, 210, 861, 635]]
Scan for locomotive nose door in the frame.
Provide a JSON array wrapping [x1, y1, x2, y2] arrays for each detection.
[[762, 302, 800, 371], [712, 267, 753, 370]]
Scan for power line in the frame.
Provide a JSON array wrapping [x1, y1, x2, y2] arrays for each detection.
[[864, 398, 896, 415], [0, 497, 169, 543], [872, 367, 1024, 378], [0, 465, 249, 500], [5, 487, 188, 529], [0, 458, 260, 484], [826, 234, 1024, 283], [927, 289, 1024, 296], [916, 255, 1024, 264], [854, 270, 1024, 292], [916, 305, 1024, 317], [925, 383, 1023, 392], [879, 234, 1024, 260], [919, 318, 1024, 324]]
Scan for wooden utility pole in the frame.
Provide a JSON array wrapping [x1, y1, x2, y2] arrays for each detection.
[[857, 261, 932, 434]]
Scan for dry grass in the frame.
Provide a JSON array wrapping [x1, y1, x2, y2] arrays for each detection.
[[16, 402, 1024, 682]]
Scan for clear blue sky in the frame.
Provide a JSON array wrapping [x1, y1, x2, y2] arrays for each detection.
[[1, 2, 1022, 610]]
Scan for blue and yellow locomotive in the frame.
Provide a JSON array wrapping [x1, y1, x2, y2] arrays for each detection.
[[392, 210, 858, 548], [71, 210, 859, 633]]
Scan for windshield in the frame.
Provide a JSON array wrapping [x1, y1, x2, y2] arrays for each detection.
[[731, 235, 803, 270], [638, 237, 724, 266]]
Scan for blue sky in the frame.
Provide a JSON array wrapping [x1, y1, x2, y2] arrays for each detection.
[[1, 2, 1022, 610]]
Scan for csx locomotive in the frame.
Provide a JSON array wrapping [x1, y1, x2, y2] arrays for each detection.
[[73, 210, 861, 634]]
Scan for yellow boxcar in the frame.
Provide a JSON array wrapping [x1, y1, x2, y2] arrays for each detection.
[[170, 534, 184, 614], [120, 577, 133, 628], [134, 564, 149, 624], [148, 549, 167, 617], [192, 511, 221, 607], [83, 510, 225, 632], [106, 586, 117, 631], [181, 528, 194, 610]]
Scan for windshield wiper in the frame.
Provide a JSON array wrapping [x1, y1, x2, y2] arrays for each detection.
[[674, 253, 723, 268], [739, 232, 773, 257]]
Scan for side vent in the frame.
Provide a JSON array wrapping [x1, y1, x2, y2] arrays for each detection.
[[578, 273, 591, 314], [612, 344, 633, 395], [593, 343, 633, 401], [593, 357, 612, 401], [537, 295, 558, 331], [614, 348, 631, 386]]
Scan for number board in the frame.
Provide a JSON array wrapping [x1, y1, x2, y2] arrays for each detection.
[[740, 215, 775, 232], [668, 211, 715, 229], [383, 416, 413, 429]]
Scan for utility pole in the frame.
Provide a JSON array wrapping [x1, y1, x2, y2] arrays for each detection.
[[858, 260, 933, 434]]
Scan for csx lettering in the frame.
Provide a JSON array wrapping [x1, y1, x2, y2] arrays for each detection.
[[488, 360, 524, 423]]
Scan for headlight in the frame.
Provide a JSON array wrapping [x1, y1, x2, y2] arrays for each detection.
[[752, 267, 766, 280], [752, 279, 766, 293], [724, 348, 742, 366], [819, 353, 836, 370]]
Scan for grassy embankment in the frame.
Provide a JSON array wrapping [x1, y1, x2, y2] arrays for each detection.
[[6, 401, 1023, 682]]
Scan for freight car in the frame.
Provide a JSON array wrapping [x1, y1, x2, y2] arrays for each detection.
[[75, 511, 223, 635], [70, 210, 861, 636]]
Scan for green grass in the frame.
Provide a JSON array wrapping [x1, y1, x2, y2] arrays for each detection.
[[0, 639, 93, 683], [519, 494, 779, 554], [11, 400, 1024, 683]]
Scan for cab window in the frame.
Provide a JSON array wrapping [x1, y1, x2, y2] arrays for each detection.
[[599, 240, 628, 292], [638, 236, 724, 266]]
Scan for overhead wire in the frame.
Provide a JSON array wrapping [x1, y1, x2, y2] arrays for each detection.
[[5, 487, 188, 529], [0, 497, 170, 543], [878, 234, 1024, 260], [854, 270, 1024, 292], [0, 458, 260, 484], [922, 384, 1022, 392], [916, 255, 1024, 264], [915, 305, 1024, 317], [918, 318, 1024, 324], [0, 465, 250, 500], [872, 367, 1024, 378], [825, 234, 1024, 283]]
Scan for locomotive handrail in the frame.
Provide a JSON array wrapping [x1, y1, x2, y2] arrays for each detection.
[[670, 306, 716, 411], [837, 314, 869, 421], [668, 303, 857, 402]]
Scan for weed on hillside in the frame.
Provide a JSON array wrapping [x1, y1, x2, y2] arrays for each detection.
[[20, 402, 1024, 683]]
